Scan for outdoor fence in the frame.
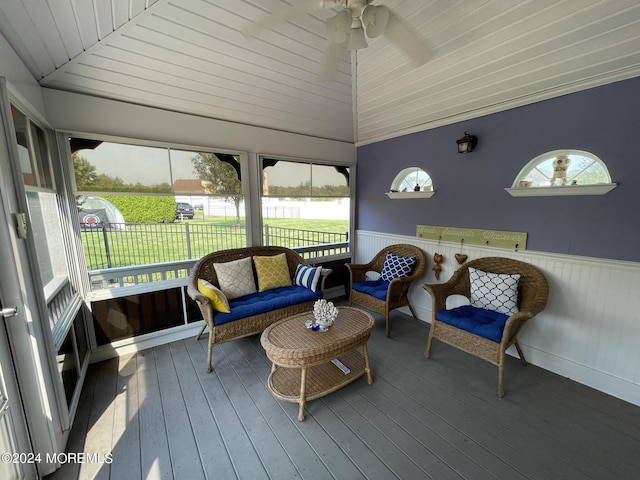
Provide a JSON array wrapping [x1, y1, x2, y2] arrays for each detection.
[[82, 223, 349, 270]]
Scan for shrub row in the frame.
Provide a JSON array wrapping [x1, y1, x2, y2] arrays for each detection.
[[104, 195, 175, 223]]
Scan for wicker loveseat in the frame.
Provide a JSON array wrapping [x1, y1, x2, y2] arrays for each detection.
[[187, 246, 331, 372], [422, 257, 549, 397]]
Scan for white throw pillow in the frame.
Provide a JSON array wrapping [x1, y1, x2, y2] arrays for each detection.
[[469, 267, 520, 315], [213, 257, 257, 300]]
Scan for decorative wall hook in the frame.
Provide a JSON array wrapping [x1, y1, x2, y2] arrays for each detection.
[[455, 238, 467, 264]]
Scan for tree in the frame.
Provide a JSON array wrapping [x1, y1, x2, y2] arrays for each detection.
[[191, 153, 243, 224], [72, 154, 98, 190], [72, 154, 171, 193]]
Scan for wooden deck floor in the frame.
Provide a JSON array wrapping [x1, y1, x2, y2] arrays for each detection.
[[47, 307, 640, 480]]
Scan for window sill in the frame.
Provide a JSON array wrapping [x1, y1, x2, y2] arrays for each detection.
[[505, 183, 617, 197], [386, 191, 435, 199]]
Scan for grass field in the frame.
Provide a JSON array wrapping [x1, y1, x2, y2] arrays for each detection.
[[82, 217, 349, 270], [182, 216, 348, 232]]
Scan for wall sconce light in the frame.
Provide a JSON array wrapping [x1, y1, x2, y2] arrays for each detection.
[[456, 132, 478, 153]]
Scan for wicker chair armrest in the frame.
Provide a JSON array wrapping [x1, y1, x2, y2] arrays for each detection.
[[502, 310, 534, 344], [187, 282, 210, 307], [186, 281, 215, 328], [385, 275, 416, 302], [345, 262, 374, 283], [318, 268, 333, 292], [423, 276, 470, 311], [522, 296, 549, 318], [187, 281, 199, 299]]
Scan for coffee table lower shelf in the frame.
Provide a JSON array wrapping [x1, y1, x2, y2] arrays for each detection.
[[267, 350, 368, 420]]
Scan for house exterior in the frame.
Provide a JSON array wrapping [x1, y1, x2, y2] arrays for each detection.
[[1, 2, 639, 478]]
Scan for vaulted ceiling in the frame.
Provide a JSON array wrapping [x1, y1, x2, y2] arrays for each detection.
[[1, 0, 639, 145]]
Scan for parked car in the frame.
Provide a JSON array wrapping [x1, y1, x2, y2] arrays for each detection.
[[175, 202, 194, 219]]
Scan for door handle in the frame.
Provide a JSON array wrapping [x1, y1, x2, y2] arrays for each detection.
[[1, 306, 18, 318]]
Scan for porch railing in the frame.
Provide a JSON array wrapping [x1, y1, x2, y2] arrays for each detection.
[[81, 223, 246, 270], [84, 223, 349, 293]]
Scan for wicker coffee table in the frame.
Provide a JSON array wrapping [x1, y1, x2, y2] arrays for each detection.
[[261, 306, 374, 421]]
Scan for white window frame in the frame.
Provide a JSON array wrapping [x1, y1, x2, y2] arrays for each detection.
[[506, 149, 617, 197]]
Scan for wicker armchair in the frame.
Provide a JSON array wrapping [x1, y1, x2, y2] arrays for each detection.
[[346, 244, 427, 337], [423, 257, 549, 397]]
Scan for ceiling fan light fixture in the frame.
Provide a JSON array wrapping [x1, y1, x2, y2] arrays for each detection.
[[347, 19, 368, 50], [325, 9, 351, 44], [361, 4, 389, 38]]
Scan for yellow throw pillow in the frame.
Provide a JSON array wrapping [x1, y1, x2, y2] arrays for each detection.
[[197, 278, 231, 313], [253, 253, 292, 292]]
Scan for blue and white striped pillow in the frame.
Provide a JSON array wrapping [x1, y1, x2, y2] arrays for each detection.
[[294, 265, 322, 292]]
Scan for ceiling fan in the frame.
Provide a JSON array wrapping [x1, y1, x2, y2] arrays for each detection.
[[244, 0, 431, 78]]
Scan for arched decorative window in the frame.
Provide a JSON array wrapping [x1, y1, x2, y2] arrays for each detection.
[[386, 167, 435, 198], [506, 149, 616, 197]]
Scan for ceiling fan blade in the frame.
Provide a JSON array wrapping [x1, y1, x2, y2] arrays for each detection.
[[319, 40, 345, 81], [383, 11, 431, 66], [243, 0, 338, 38]]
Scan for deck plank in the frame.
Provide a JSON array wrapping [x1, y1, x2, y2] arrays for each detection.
[[45, 357, 99, 480], [184, 337, 269, 479], [169, 341, 237, 479], [240, 337, 372, 480], [47, 306, 640, 480], [109, 354, 141, 480], [136, 349, 173, 479], [321, 385, 435, 479], [153, 344, 205, 480], [408, 342, 628, 479], [78, 357, 118, 480], [215, 341, 302, 479], [227, 340, 342, 480]]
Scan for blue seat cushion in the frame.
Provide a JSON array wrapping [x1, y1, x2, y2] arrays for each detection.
[[352, 280, 390, 301], [436, 305, 509, 343], [213, 285, 321, 326]]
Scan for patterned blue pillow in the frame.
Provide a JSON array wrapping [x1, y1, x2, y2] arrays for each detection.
[[379, 252, 417, 282], [469, 267, 520, 315], [294, 264, 322, 292]]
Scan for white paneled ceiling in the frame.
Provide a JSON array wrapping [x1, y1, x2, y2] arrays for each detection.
[[1, 0, 639, 145]]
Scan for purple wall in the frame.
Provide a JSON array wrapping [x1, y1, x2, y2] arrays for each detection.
[[356, 76, 640, 262]]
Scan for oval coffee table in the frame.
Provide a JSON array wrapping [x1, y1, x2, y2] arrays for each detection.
[[261, 306, 374, 421]]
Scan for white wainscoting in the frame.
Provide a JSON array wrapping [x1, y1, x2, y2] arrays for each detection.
[[356, 230, 640, 406]]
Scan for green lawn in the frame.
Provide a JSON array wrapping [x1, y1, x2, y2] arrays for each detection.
[[181, 215, 348, 233], [82, 217, 349, 270]]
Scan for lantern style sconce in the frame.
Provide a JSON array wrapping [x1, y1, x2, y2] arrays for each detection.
[[456, 132, 478, 153]]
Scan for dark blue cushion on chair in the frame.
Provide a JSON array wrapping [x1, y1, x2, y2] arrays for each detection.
[[352, 280, 390, 301], [436, 305, 509, 343]]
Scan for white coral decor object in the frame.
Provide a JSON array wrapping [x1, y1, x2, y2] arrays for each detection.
[[313, 299, 338, 330]]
